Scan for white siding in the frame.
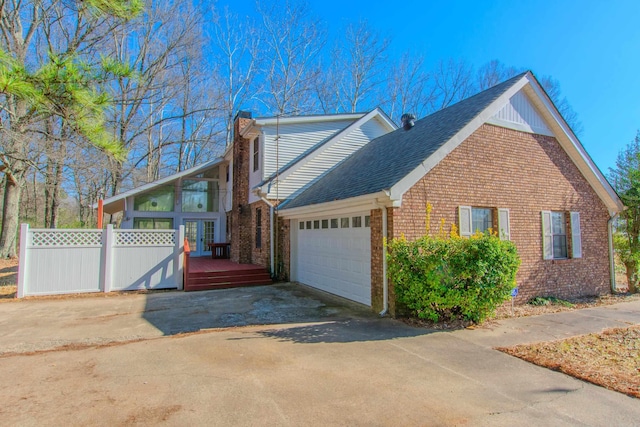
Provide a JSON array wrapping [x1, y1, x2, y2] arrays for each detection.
[[488, 90, 553, 136], [267, 117, 389, 200], [262, 119, 355, 179]]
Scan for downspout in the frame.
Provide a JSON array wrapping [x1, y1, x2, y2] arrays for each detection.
[[380, 205, 389, 317], [260, 196, 275, 277], [608, 213, 619, 293]]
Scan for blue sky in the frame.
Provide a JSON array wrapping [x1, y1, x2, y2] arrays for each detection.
[[219, 0, 640, 174]]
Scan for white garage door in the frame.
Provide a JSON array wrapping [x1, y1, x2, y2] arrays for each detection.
[[295, 213, 371, 305]]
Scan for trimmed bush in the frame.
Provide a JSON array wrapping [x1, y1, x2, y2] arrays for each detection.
[[387, 232, 520, 323]]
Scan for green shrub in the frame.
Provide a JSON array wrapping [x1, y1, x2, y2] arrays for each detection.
[[387, 232, 520, 323]]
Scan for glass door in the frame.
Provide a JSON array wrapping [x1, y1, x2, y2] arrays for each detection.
[[184, 220, 199, 254], [183, 220, 216, 257]]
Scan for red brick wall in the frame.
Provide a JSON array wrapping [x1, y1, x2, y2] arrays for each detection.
[[250, 200, 271, 269], [230, 118, 252, 264], [386, 124, 611, 304], [278, 216, 291, 281]]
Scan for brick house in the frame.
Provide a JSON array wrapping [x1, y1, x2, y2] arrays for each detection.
[[272, 71, 623, 314], [103, 71, 623, 314]]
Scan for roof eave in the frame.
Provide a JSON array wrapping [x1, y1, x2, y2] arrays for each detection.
[[97, 158, 225, 211], [278, 191, 391, 218]]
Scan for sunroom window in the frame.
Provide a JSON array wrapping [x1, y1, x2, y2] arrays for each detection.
[[182, 180, 219, 212], [134, 186, 174, 212]]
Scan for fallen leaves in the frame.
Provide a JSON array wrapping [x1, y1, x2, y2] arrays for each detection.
[[498, 325, 640, 398]]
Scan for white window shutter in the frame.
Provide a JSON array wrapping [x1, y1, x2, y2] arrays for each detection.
[[570, 212, 582, 258], [541, 211, 553, 260], [498, 208, 510, 241], [459, 206, 472, 238]]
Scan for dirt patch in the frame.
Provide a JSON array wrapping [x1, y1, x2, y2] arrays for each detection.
[[498, 325, 640, 399], [0, 258, 18, 298]]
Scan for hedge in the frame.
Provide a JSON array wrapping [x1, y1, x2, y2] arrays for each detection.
[[387, 231, 520, 323]]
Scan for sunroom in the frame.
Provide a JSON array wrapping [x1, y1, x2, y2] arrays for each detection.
[[100, 159, 231, 257]]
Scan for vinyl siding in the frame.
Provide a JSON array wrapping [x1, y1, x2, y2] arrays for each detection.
[[488, 90, 553, 136], [267, 117, 390, 200], [262, 119, 355, 179]]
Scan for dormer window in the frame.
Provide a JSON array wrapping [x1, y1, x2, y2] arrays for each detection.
[[253, 137, 260, 172]]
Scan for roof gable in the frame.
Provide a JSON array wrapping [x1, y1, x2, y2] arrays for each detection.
[[256, 108, 397, 199], [281, 72, 527, 210], [100, 158, 224, 214], [280, 72, 623, 215]]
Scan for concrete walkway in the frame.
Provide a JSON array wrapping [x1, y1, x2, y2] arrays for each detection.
[[0, 287, 638, 426]]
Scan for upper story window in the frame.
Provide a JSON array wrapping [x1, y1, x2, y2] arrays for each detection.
[[182, 180, 219, 212], [253, 137, 260, 172], [134, 186, 174, 212]]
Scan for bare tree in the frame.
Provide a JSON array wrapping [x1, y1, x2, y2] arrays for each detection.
[[337, 21, 390, 113], [104, 0, 208, 197], [384, 52, 433, 122], [256, 0, 326, 115], [430, 58, 476, 111], [539, 75, 583, 135], [477, 60, 523, 91], [209, 6, 261, 146], [0, 0, 137, 257]]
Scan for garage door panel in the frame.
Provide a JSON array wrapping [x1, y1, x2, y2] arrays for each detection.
[[295, 213, 371, 306]]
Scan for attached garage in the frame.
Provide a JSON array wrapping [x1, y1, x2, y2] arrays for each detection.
[[293, 213, 371, 305]]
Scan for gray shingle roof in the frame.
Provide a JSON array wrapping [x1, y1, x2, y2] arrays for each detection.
[[281, 72, 527, 210]]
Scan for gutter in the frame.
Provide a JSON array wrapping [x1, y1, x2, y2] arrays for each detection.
[[608, 213, 619, 293], [379, 204, 389, 316], [260, 195, 275, 277]]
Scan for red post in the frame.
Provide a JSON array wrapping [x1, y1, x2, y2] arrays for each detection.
[[97, 199, 104, 229], [183, 238, 191, 291]]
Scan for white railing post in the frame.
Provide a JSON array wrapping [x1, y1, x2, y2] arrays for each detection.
[[176, 225, 185, 290], [16, 223, 29, 298], [102, 224, 114, 293]]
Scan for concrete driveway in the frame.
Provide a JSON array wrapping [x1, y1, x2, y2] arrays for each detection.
[[0, 284, 639, 426]]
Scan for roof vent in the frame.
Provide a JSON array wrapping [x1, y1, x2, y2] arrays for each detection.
[[401, 113, 416, 130]]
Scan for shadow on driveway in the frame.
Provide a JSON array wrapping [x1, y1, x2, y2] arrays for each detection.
[[252, 318, 431, 344], [142, 283, 431, 343]]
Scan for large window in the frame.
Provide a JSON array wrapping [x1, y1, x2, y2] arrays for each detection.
[[133, 218, 173, 229], [134, 186, 174, 212], [182, 180, 219, 212]]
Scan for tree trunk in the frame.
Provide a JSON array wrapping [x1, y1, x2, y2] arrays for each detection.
[[0, 171, 24, 258], [624, 260, 639, 293]]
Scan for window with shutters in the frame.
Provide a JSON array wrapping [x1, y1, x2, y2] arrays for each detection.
[[541, 211, 581, 260], [459, 206, 510, 240]]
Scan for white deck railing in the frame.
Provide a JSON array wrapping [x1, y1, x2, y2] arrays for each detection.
[[17, 224, 185, 297]]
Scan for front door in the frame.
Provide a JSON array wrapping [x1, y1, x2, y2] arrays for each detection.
[[184, 220, 216, 257]]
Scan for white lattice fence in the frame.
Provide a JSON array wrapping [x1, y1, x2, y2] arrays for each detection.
[[109, 229, 180, 292], [17, 224, 185, 297]]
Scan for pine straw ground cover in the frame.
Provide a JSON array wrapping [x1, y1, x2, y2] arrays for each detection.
[[0, 258, 18, 299], [498, 326, 640, 399]]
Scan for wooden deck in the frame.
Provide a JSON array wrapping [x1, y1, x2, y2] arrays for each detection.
[[184, 257, 272, 291]]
